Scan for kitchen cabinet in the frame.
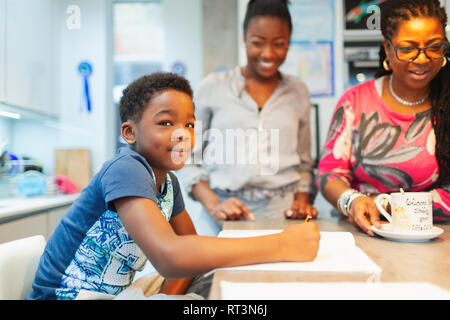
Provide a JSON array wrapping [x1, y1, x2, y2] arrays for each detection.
[[4, 0, 55, 115], [0, 0, 5, 102], [0, 205, 70, 244], [46, 206, 67, 238], [0, 213, 47, 244]]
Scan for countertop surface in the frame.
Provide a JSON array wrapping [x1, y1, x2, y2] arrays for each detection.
[[0, 194, 79, 222], [209, 218, 450, 299], [209, 218, 450, 300]]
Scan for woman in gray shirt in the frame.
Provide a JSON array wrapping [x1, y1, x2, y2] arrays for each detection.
[[178, 0, 317, 236]]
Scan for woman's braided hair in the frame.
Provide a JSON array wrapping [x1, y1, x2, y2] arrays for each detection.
[[375, 0, 450, 187]]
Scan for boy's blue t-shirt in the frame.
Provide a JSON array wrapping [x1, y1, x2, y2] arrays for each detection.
[[27, 147, 185, 300]]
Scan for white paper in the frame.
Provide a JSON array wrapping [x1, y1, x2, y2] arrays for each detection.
[[213, 230, 381, 275], [220, 281, 450, 300]]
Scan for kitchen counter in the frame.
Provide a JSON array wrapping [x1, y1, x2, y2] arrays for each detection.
[[0, 194, 78, 223]]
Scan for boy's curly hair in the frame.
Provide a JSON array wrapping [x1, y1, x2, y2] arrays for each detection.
[[119, 72, 193, 123]]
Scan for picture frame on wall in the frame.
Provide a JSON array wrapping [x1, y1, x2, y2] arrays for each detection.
[[280, 42, 334, 97], [310, 103, 320, 168], [280, 0, 335, 97]]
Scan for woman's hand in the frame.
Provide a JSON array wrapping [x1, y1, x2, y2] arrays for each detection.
[[322, 180, 382, 236], [347, 196, 382, 236], [284, 200, 318, 219], [192, 182, 255, 221], [284, 192, 318, 219], [210, 197, 255, 221]]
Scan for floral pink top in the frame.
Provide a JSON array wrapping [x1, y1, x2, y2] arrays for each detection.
[[317, 79, 450, 223]]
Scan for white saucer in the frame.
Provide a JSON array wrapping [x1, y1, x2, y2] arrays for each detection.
[[371, 224, 444, 242]]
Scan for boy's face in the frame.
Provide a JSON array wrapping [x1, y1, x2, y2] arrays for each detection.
[[122, 89, 195, 173]]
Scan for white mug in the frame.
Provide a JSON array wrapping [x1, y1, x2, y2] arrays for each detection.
[[374, 192, 433, 233]]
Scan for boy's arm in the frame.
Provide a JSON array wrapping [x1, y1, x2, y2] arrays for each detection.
[[115, 196, 320, 279], [159, 210, 196, 295], [169, 209, 197, 236]]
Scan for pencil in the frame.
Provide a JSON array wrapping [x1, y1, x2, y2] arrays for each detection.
[[304, 215, 312, 223]]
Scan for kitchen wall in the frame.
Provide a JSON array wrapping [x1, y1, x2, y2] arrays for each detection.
[[3, 0, 342, 178], [162, 0, 203, 89], [8, 0, 114, 176], [0, 118, 11, 149], [202, 0, 238, 75], [3, 0, 202, 177]]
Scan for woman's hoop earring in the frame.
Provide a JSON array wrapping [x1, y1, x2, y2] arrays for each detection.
[[383, 59, 391, 71], [442, 57, 447, 68]]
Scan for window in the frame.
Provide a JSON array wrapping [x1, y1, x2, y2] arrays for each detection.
[[113, 0, 165, 99], [113, 1, 165, 147]]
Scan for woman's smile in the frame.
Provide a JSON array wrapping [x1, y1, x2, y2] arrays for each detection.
[[258, 60, 277, 72], [407, 69, 430, 81]]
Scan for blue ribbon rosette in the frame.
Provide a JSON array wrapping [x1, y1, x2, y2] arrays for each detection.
[[78, 61, 93, 112]]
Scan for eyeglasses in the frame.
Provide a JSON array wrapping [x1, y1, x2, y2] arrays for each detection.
[[387, 39, 449, 62]]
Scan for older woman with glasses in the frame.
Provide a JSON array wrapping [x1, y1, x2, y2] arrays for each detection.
[[317, 0, 450, 235]]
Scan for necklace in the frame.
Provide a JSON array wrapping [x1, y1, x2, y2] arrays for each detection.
[[389, 76, 428, 106]]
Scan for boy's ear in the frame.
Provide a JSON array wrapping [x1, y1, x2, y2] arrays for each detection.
[[121, 121, 136, 145]]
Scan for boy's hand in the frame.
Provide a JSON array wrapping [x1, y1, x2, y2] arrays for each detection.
[[284, 200, 318, 219], [210, 198, 255, 221], [280, 223, 320, 262]]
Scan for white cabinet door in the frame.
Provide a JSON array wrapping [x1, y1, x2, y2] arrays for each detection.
[[47, 206, 69, 239], [5, 0, 53, 114], [0, 205, 71, 245], [0, 213, 48, 244], [0, 0, 5, 102]]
